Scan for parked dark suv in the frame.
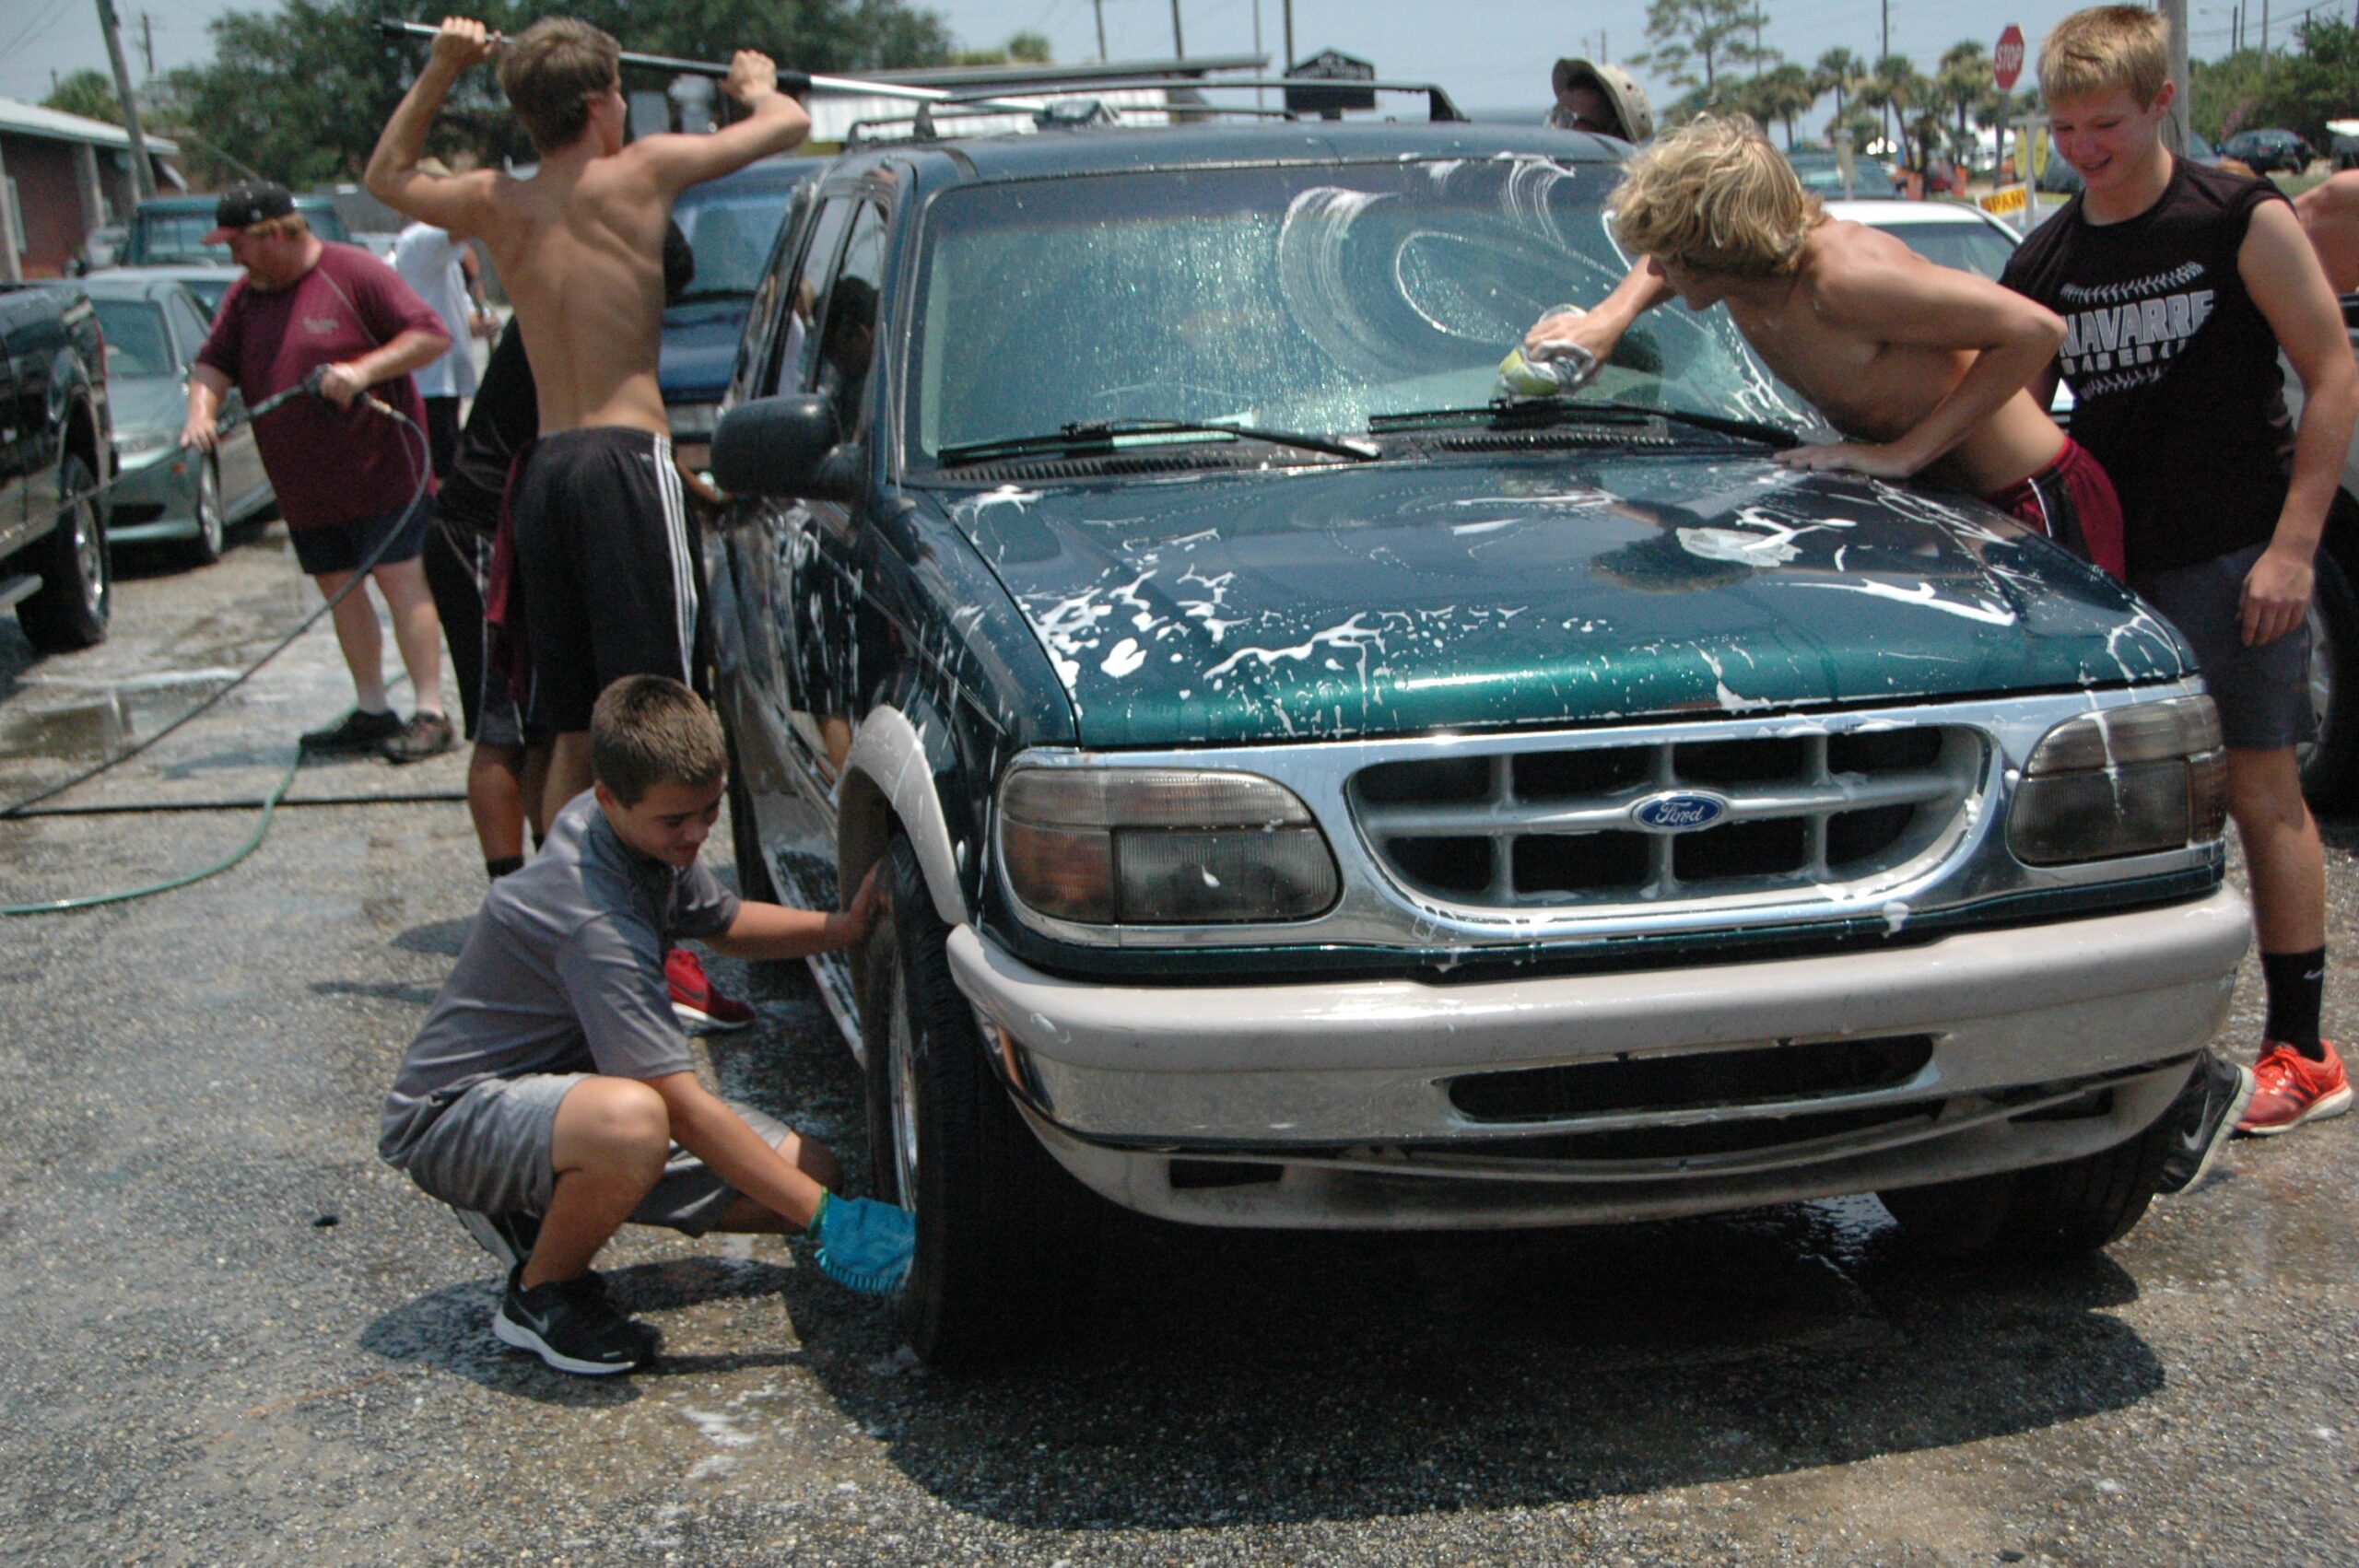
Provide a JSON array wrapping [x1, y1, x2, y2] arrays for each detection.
[[0, 285, 113, 649], [707, 113, 2247, 1364]]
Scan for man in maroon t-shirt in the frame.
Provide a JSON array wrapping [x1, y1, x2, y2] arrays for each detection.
[[181, 181, 458, 762]]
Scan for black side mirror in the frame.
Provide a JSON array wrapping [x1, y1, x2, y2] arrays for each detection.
[[712, 394, 857, 502]]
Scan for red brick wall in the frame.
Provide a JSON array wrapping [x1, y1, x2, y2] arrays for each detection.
[[2, 135, 85, 277]]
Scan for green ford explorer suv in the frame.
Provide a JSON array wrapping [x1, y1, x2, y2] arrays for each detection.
[[705, 108, 2248, 1365]]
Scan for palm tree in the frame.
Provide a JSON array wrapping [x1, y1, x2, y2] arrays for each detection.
[[1937, 41, 1994, 163], [1754, 62, 1818, 148], [1813, 47, 1863, 126]]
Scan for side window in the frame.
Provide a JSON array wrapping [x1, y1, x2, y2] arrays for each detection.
[[167, 293, 209, 369], [757, 196, 856, 398], [811, 202, 887, 428], [728, 183, 812, 404]]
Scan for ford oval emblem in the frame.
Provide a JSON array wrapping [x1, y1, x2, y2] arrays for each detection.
[[1631, 791, 1730, 833]]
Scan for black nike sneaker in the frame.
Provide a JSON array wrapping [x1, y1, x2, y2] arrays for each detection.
[[491, 1267, 658, 1375], [2156, 1048, 2257, 1198]]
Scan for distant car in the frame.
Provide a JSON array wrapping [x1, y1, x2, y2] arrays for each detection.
[[65, 275, 274, 566], [660, 154, 828, 453], [1785, 146, 1901, 198], [91, 262, 244, 322], [2222, 128, 2315, 174], [123, 193, 348, 266]]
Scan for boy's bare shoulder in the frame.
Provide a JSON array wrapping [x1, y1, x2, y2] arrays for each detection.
[[1802, 219, 1931, 311]]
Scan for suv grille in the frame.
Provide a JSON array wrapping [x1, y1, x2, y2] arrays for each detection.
[[1350, 726, 1982, 910]]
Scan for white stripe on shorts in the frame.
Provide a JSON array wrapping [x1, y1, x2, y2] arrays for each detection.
[[651, 435, 696, 682]]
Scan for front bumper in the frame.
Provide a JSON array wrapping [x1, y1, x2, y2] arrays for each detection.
[[103, 453, 198, 543], [946, 888, 2249, 1228]]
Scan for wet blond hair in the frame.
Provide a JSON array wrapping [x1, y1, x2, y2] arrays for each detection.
[[1610, 116, 1822, 277], [2037, 6, 2169, 108], [498, 17, 621, 154], [591, 676, 725, 806]]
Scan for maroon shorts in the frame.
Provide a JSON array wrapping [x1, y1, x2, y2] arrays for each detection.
[[1984, 437, 2125, 581]]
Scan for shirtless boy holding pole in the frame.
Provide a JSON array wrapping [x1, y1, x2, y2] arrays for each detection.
[[365, 15, 811, 828], [1524, 115, 2125, 579]]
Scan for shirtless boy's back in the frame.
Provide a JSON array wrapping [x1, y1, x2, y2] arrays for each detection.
[[367, 17, 811, 818], [1528, 117, 2123, 577]]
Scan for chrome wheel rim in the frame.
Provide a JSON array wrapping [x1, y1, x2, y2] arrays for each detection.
[[888, 962, 921, 1204], [197, 462, 222, 555], [70, 497, 103, 618]]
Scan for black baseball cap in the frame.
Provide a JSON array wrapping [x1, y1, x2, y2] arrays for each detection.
[[203, 180, 297, 243]]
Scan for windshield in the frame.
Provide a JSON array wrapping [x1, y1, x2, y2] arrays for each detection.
[[1868, 218, 2019, 281], [129, 205, 348, 264], [907, 158, 1806, 461], [674, 188, 792, 301], [92, 299, 175, 379]]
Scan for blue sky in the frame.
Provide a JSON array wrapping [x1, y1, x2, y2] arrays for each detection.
[[0, 1, 2290, 121]]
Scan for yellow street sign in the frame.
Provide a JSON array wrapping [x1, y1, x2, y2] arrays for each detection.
[[2030, 126, 2051, 183], [1979, 184, 2029, 216]]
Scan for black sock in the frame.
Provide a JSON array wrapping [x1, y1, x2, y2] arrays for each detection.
[[487, 855, 525, 880], [2260, 947, 2327, 1059]]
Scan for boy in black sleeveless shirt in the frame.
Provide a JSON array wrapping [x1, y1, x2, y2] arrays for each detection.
[[2002, 6, 2358, 1155]]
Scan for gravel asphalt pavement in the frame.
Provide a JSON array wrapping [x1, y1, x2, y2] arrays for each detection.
[[1, 524, 2355, 1566]]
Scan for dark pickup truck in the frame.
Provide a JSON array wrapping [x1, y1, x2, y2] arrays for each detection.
[[0, 285, 113, 649]]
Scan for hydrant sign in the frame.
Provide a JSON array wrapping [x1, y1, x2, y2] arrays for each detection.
[[1995, 25, 2025, 91]]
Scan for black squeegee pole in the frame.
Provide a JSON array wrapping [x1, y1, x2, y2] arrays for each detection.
[[373, 18, 1041, 108]]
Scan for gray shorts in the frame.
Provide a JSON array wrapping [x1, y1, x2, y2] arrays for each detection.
[[2134, 542, 2316, 751], [397, 1073, 792, 1236]]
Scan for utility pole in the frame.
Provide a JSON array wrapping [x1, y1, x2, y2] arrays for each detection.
[[1880, 0, 1891, 152], [1092, 0, 1107, 61], [140, 11, 153, 77], [94, 0, 154, 202], [1283, 0, 1294, 69], [2163, 0, 2189, 153], [2260, 0, 2270, 52], [1170, 0, 1185, 58]]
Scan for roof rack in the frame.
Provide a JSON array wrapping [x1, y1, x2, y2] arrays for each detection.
[[841, 76, 1466, 146]]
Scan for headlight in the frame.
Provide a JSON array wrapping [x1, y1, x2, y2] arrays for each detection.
[[2007, 696, 2226, 864], [1000, 767, 1341, 925]]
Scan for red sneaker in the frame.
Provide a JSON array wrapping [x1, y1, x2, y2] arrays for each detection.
[[666, 949, 755, 1033], [2236, 1040, 2353, 1136]]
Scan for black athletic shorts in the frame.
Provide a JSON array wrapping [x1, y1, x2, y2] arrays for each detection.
[[420, 503, 523, 748], [510, 427, 703, 735], [288, 492, 429, 576]]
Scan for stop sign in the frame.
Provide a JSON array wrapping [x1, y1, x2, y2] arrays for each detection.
[[1995, 24, 2026, 90]]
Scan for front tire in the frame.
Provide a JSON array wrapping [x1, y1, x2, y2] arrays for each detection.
[[19, 452, 110, 651], [1879, 1106, 2174, 1261], [860, 835, 1094, 1366]]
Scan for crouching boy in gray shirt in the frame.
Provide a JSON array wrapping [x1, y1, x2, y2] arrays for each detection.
[[381, 674, 911, 1375]]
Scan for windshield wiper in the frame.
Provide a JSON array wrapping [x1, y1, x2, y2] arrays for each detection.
[[1367, 399, 1800, 450], [939, 417, 1379, 468]]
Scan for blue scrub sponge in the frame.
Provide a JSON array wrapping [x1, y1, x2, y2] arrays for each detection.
[[807, 1193, 915, 1295]]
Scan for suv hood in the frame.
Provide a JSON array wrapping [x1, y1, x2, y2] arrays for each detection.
[[946, 455, 2191, 749]]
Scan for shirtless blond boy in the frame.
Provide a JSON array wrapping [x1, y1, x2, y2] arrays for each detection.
[[365, 16, 811, 826], [1525, 116, 2124, 578]]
